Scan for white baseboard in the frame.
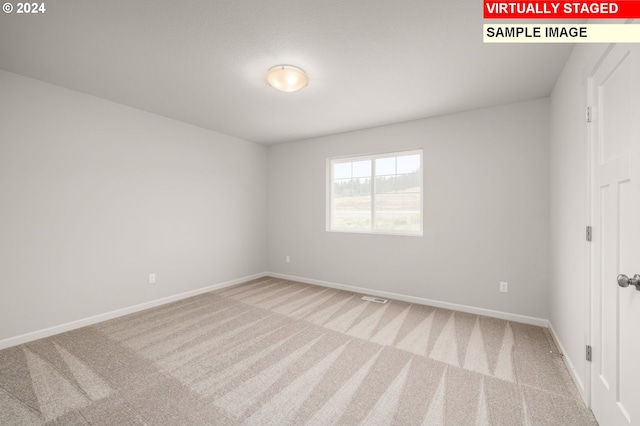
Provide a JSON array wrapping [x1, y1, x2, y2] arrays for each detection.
[[0, 271, 551, 351], [268, 272, 549, 327], [0, 272, 268, 350], [548, 322, 589, 405]]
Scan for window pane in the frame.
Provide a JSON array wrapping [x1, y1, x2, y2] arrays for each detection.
[[397, 154, 420, 174], [375, 151, 421, 230], [374, 192, 421, 231], [395, 171, 420, 192], [334, 162, 352, 180], [330, 150, 421, 235], [333, 177, 371, 230], [352, 160, 371, 178], [333, 178, 352, 196], [375, 176, 396, 194], [375, 157, 395, 176]]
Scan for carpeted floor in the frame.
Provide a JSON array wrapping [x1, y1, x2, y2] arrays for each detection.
[[0, 277, 597, 425]]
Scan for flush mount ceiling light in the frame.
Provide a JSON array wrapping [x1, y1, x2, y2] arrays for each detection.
[[265, 65, 308, 92]]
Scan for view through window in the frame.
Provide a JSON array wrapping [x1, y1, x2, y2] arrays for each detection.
[[329, 150, 423, 235]]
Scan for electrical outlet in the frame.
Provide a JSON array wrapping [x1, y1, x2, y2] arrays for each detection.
[[500, 281, 508, 293], [149, 273, 156, 284], [285, 255, 291, 263]]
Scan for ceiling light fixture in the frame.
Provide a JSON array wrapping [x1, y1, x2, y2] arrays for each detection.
[[265, 65, 308, 92]]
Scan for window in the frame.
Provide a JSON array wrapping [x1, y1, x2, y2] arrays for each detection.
[[328, 150, 423, 235]]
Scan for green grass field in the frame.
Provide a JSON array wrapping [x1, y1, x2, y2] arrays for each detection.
[[333, 189, 421, 231]]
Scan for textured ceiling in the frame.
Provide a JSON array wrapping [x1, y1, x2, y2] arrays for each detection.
[[0, 1, 574, 144]]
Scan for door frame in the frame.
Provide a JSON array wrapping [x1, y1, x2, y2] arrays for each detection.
[[586, 42, 616, 411]]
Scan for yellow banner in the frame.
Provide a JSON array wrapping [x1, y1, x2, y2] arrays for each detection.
[[483, 24, 640, 43]]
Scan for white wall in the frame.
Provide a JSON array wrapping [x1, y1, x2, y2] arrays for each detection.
[[548, 44, 608, 400], [0, 70, 267, 342], [268, 99, 550, 319], [3, 60, 589, 348]]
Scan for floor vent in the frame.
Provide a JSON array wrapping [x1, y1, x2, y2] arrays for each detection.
[[361, 296, 388, 304]]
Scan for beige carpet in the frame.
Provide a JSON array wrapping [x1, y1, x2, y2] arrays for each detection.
[[0, 277, 597, 425]]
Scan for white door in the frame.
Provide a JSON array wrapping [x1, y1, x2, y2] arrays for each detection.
[[590, 42, 640, 426]]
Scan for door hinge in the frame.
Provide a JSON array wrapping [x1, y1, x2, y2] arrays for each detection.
[[586, 345, 592, 362], [586, 226, 592, 242], [586, 106, 593, 123]]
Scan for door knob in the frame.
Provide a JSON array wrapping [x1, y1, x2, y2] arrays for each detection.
[[617, 274, 640, 291]]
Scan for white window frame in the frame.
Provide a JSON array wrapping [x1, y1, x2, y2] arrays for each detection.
[[327, 149, 423, 236]]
